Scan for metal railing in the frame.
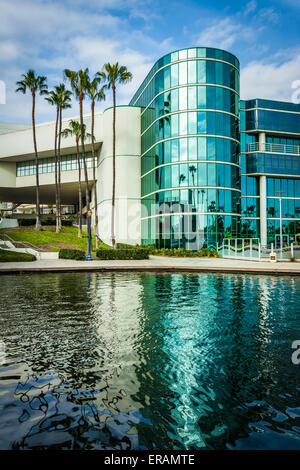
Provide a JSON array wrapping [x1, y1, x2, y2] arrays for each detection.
[[247, 142, 300, 155], [218, 238, 300, 261], [260, 243, 300, 261], [218, 238, 261, 260]]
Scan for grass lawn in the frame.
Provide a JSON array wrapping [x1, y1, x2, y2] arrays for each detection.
[[0, 249, 36, 262], [0, 226, 109, 254]]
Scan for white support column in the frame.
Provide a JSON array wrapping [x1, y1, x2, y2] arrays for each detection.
[[259, 175, 267, 247], [98, 106, 141, 246], [258, 132, 266, 151]]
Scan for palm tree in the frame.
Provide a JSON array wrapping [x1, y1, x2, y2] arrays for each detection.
[[45, 84, 72, 232], [61, 120, 92, 238], [86, 76, 106, 248], [189, 165, 197, 208], [63, 69, 90, 217], [56, 84, 72, 230], [16, 70, 48, 230], [179, 174, 186, 185], [98, 63, 132, 248], [45, 89, 60, 232]]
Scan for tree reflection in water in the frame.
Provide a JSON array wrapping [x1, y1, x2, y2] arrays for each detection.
[[0, 273, 299, 450]]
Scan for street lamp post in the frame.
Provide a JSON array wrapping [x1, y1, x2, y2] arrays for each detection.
[[86, 210, 93, 261]]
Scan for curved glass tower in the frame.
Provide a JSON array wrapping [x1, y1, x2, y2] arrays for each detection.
[[130, 47, 241, 250]]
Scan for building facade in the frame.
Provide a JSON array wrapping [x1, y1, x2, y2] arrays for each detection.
[[0, 47, 299, 249], [240, 98, 300, 248], [130, 47, 241, 249]]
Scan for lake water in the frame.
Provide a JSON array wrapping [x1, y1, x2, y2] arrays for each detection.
[[0, 272, 300, 450]]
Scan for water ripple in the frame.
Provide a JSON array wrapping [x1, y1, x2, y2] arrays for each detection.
[[0, 272, 300, 449]]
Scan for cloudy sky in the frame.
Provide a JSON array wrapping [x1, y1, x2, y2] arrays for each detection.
[[0, 0, 299, 124]]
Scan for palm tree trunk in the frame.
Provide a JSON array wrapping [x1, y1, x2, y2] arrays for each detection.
[[54, 106, 59, 232], [76, 138, 83, 238], [32, 92, 42, 231], [192, 174, 195, 208], [79, 93, 90, 213], [57, 106, 62, 231], [91, 99, 99, 248], [111, 84, 116, 249]]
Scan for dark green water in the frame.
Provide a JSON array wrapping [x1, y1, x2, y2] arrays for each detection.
[[0, 272, 300, 450]]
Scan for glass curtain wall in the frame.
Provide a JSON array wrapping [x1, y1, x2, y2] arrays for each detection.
[[130, 47, 241, 250]]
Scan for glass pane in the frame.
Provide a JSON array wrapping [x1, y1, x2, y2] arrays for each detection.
[[179, 62, 187, 85], [188, 86, 197, 108], [188, 61, 197, 83], [197, 86, 206, 108], [197, 61, 206, 83], [171, 64, 178, 86], [179, 87, 187, 110]]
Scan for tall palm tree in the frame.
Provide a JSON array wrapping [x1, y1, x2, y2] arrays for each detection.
[[56, 84, 72, 230], [63, 69, 90, 218], [61, 120, 92, 238], [86, 76, 106, 248], [45, 84, 72, 232], [45, 89, 60, 232], [98, 63, 132, 248], [189, 165, 197, 208], [16, 70, 48, 230]]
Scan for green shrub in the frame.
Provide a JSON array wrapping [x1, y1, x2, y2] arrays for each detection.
[[116, 243, 152, 254], [19, 218, 37, 226], [41, 218, 56, 226], [59, 248, 86, 260], [96, 248, 149, 260], [18, 218, 73, 227], [61, 220, 73, 227], [116, 242, 139, 249], [144, 246, 219, 258]]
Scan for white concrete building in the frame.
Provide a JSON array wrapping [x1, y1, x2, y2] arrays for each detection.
[[0, 106, 142, 245]]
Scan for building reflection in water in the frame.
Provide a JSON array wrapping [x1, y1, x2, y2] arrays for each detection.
[[0, 272, 299, 450]]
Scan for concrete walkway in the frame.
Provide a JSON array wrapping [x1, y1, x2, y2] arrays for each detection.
[[0, 256, 299, 275]]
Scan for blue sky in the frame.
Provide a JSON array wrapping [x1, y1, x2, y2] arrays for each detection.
[[0, 0, 299, 123]]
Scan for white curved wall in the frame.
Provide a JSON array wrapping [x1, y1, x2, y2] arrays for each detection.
[[0, 113, 102, 160], [97, 106, 141, 246]]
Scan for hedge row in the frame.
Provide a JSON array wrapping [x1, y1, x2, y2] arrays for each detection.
[[96, 248, 149, 260], [59, 249, 86, 260], [116, 243, 219, 258], [19, 218, 73, 227], [116, 243, 140, 250], [147, 247, 219, 257]]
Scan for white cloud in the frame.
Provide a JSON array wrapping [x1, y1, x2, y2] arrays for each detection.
[[195, 17, 257, 50], [0, 41, 18, 61], [0, 0, 169, 123], [194, 3, 280, 53], [244, 1, 257, 15], [257, 7, 279, 24], [240, 50, 300, 101], [0, 0, 296, 123]]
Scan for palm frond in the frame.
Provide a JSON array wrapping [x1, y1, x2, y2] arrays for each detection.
[[101, 62, 132, 88], [16, 70, 48, 95]]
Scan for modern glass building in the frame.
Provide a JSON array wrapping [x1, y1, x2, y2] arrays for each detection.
[[1, 46, 299, 249], [240, 99, 300, 248], [130, 47, 300, 250], [130, 47, 241, 250]]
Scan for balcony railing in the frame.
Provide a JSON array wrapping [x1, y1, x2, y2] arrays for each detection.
[[247, 142, 300, 155]]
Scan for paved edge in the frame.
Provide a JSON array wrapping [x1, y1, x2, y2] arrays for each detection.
[[0, 265, 299, 276]]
